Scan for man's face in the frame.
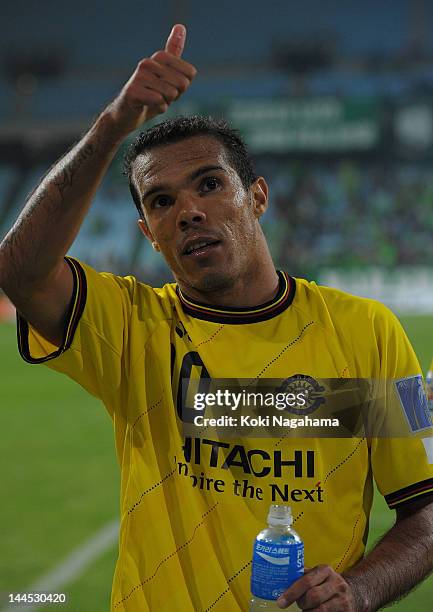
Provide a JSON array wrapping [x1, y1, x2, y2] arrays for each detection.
[[132, 135, 268, 294]]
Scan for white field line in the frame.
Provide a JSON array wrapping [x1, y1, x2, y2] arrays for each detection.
[[1, 520, 119, 611]]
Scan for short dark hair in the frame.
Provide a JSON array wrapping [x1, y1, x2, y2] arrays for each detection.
[[123, 115, 257, 219]]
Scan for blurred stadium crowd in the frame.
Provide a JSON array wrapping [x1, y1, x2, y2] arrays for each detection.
[[2, 0, 433, 286], [261, 160, 433, 277], [2, 157, 432, 285]]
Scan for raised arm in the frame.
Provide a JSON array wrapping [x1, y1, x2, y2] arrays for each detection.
[[0, 24, 196, 345]]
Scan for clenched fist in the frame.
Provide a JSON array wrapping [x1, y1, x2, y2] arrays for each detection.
[[107, 24, 197, 135]]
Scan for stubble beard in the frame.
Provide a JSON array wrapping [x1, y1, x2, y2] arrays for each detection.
[[189, 270, 236, 294]]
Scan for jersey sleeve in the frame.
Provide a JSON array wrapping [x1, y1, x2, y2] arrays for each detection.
[[369, 302, 433, 508], [16, 257, 142, 416]]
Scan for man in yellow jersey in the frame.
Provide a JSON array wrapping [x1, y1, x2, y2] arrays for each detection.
[[1, 24, 433, 612]]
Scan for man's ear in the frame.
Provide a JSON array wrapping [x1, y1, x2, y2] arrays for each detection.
[[251, 177, 268, 219], [138, 218, 160, 251]]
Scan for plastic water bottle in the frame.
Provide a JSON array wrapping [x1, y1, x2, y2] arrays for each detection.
[[250, 505, 304, 610], [427, 361, 433, 412]]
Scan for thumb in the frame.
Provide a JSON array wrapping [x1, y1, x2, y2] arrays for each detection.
[[165, 24, 186, 57]]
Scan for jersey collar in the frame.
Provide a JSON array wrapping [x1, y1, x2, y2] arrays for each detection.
[[176, 271, 295, 324]]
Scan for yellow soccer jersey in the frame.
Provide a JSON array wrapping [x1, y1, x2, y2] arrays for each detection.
[[17, 257, 433, 612]]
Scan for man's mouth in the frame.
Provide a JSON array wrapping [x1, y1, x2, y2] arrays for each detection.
[[182, 239, 221, 256]]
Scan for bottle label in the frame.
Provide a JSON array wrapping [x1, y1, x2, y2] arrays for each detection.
[[251, 540, 304, 601]]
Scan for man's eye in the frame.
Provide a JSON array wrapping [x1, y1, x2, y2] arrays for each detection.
[[201, 177, 220, 192], [153, 195, 172, 209]]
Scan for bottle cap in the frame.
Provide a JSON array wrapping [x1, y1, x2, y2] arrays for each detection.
[[267, 504, 293, 526]]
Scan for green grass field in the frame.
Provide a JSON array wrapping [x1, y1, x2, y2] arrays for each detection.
[[1, 316, 433, 611]]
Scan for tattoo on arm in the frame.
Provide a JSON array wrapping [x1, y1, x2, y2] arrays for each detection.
[[53, 143, 95, 198], [0, 112, 121, 295]]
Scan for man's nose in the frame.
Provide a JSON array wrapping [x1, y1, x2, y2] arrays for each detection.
[[176, 194, 207, 229]]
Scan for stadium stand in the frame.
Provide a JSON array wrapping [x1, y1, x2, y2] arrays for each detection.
[[2, 0, 433, 285]]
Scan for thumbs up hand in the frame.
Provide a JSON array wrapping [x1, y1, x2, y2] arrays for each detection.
[[107, 25, 197, 136]]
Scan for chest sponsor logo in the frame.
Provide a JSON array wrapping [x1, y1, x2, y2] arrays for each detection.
[[176, 437, 324, 503]]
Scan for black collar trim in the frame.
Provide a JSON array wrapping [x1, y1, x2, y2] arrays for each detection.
[[176, 271, 295, 324]]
